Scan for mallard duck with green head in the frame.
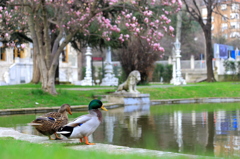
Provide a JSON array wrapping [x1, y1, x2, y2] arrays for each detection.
[[57, 99, 107, 145], [29, 104, 72, 140]]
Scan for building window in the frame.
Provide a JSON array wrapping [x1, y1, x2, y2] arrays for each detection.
[[230, 32, 240, 38], [13, 46, 24, 59], [230, 13, 239, 19], [61, 46, 68, 62], [211, 25, 214, 30], [230, 22, 239, 29], [232, 3, 239, 11], [221, 23, 228, 31], [221, 4, 227, 10], [0, 47, 6, 61]]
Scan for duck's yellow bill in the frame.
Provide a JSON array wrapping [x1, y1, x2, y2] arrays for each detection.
[[101, 105, 108, 111]]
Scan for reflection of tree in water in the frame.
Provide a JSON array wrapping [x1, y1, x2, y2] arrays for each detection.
[[206, 112, 214, 155]]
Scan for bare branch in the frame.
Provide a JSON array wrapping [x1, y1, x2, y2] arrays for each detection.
[[192, 0, 202, 17]]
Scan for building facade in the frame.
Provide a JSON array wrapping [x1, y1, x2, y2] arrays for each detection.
[[0, 42, 79, 85], [201, 0, 240, 40]]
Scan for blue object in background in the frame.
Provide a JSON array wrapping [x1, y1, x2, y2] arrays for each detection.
[[231, 50, 240, 59], [219, 44, 228, 59]]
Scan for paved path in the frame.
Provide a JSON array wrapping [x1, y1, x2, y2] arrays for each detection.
[[64, 84, 199, 91]]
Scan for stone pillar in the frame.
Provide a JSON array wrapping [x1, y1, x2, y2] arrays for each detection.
[[170, 48, 176, 84], [215, 58, 221, 75], [175, 41, 182, 82], [6, 48, 14, 64], [235, 48, 240, 74], [85, 47, 92, 80], [78, 47, 94, 86], [190, 55, 195, 70], [174, 39, 186, 85], [235, 47, 239, 61], [168, 56, 172, 64], [100, 47, 118, 86]]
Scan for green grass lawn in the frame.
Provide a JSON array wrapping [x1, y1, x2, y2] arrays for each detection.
[[1, 82, 240, 109], [0, 84, 114, 109]]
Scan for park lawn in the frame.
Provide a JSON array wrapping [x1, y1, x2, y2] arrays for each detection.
[[141, 82, 240, 99], [0, 137, 197, 159], [0, 84, 114, 109], [1, 82, 240, 109]]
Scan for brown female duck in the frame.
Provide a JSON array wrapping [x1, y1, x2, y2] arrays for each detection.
[[29, 104, 72, 140]]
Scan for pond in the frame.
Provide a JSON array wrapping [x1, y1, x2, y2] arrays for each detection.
[[1, 102, 240, 158]]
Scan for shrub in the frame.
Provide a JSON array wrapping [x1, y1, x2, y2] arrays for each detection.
[[152, 64, 172, 83]]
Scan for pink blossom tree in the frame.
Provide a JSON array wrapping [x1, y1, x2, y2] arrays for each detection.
[[0, 0, 182, 94]]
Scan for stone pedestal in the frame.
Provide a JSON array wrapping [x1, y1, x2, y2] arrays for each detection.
[[107, 93, 150, 105]]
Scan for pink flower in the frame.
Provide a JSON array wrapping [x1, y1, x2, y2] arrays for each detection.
[[169, 26, 174, 32], [21, 44, 25, 49], [144, 18, 149, 23], [125, 14, 131, 18]]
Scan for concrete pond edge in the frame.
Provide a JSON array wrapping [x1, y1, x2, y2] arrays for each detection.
[[1, 97, 240, 116], [0, 127, 216, 158]]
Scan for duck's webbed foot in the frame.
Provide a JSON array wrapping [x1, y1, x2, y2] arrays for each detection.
[[54, 133, 63, 140], [48, 136, 54, 140], [79, 138, 83, 143], [84, 136, 95, 145]]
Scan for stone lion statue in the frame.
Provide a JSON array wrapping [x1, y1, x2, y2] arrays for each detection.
[[116, 70, 141, 93]]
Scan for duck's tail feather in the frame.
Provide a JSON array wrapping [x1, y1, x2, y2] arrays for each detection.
[[28, 123, 42, 126], [57, 126, 74, 138], [56, 131, 70, 134]]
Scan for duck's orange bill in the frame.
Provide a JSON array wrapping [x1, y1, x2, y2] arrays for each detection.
[[101, 105, 108, 111], [68, 110, 73, 115]]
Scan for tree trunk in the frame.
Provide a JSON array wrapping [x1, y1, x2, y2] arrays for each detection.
[[26, 6, 41, 84], [41, 67, 57, 95], [31, 48, 41, 84], [78, 52, 83, 80], [204, 29, 216, 82]]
